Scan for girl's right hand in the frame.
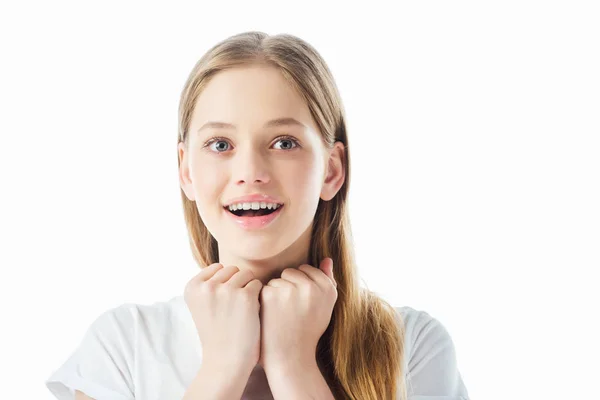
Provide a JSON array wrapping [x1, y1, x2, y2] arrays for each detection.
[[184, 263, 263, 373]]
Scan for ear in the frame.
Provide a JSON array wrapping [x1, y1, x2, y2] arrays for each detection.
[[320, 141, 346, 202], [178, 141, 196, 201]]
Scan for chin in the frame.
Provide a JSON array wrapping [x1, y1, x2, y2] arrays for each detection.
[[236, 246, 284, 262], [226, 237, 289, 261]]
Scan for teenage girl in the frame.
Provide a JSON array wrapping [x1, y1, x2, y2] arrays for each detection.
[[46, 31, 469, 400]]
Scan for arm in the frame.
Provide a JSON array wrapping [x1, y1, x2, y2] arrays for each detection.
[[73, 361, 252, 400], [266, 356, 335, 400], [75, 390, 95, 400], [182, 359, 254, 400], [405, 311, 470, 398]]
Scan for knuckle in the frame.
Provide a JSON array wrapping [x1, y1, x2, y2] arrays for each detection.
[[261, 287, 273, 300], [201, 280, 219, 293], [240, 289, 256, 302], [235, 269, 252, 281], [280, 269, 293, 279], [305, 286, 317, 298], [298, 265, 309, 272], [249, 277, 262, 286], [185, 278, 201, 294], [329, 287, 338, 299]]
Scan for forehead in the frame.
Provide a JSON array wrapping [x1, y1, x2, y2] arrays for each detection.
[[191, 65, 317, 134]]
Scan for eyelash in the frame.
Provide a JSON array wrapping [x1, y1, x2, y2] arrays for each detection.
[[202, 135, 301, 153]]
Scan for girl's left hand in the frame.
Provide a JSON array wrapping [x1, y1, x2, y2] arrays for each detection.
[[258, 257, 338, 370]]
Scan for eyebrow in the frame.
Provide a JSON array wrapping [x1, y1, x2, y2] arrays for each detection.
[[197, 117, 307, 134]]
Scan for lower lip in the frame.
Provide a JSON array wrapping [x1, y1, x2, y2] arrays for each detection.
[[224, 206, 284, 230]]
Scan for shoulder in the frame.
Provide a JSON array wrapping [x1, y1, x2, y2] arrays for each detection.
[[394, 306, 454, 349], [97, 294, 188, 325], [80, 295, 195, 359], [393, 305, 458, 368], [88, 302, 139, 331], [87, 296, 173, 335], [393, 306, 469, 399], [45, 295, 193, 400]]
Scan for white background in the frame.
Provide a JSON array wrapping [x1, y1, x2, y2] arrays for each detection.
[[1, 1, 598, 399]]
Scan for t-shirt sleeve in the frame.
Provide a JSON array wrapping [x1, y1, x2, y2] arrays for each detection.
[[404, 309, 470, 400], [45, 304, 136, 400]]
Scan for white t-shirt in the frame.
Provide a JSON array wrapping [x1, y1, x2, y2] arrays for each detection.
[[45, 295, 469, 400]]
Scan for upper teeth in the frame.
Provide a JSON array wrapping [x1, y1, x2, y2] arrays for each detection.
[[228, 202, 281, 211]]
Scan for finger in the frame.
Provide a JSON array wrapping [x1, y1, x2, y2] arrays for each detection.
[[194, 263, 224, 282], [267, 278, 294, 288], [208, 266, 240, 284], [243, 278, 263, 295], [226, 269, 257, 288], [299, 262, 334, 289], [324, 258, 337, 288], [280, 267, 313, 286]]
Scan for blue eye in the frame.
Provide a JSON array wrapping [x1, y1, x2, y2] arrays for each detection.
[[208, 139, 230, 152], [202, 135, 301, 154], [273, 137, 299, 150]]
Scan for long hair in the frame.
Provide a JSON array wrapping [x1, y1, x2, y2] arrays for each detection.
[[176, 31, 407, 400]]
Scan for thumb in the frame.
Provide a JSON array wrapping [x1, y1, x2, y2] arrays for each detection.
[[322, 258, 336, 287]]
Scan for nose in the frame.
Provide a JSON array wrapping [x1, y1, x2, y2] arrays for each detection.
[[234, 145, 271, 186]]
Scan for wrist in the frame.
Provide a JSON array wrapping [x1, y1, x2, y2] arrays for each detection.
[[264, 353, 318, 376], [201, 353, 256, 378]]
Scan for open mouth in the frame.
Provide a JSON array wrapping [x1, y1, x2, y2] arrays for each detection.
[[224, 205, 283, 217]]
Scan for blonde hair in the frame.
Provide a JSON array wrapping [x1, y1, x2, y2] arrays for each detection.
[[176, 31, 407, 400]]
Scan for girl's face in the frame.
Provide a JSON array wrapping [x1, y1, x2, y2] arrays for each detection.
[[178, 65, 344, 266]]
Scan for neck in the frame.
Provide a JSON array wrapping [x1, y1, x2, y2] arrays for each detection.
[[216, 222, 313, 285]]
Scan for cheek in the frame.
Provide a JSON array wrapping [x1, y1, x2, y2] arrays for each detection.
[[190, 161, 225, 204], [285, 161, 323, 199]]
